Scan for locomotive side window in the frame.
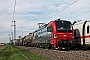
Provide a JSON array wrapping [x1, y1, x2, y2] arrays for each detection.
[[87, 25, 89, 34], [41, 27, 47, 36], [34, 31, 38, 40], [47, 26, 53, 32]]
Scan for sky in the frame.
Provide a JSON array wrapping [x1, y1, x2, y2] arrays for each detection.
[[0, 0, 90, 43]]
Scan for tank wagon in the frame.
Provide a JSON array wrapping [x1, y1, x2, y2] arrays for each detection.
[[33, 19, 74, 49], [15, 33, 34, 46], [15, 38, 23, 46], [25, 33, 34, 46], [15, 36, 26, 46], [73, 20, 90, 49], [15, 39, 19, 46]]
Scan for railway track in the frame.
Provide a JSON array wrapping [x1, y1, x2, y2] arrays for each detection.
[[16, 49, 30, 60], [16, 46, 90, 60]]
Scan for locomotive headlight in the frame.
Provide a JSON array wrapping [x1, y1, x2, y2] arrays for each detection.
[[72, 34, 74, 38], [54, 34, 57, 38]]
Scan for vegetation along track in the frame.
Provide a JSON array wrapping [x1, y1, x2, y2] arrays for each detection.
[[16, 46, 90, 60], [0, 45, 49, 60]]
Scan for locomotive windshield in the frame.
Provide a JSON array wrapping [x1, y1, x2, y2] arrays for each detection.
[[55, 21, 72, 32]]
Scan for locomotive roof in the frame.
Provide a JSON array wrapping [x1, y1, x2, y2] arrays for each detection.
[[34, 24, 48, 32], [47, 19, 71, 25], [48, 19, 71, 23], [33, 19, 72, 33]]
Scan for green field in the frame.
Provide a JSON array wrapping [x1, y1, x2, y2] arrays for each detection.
[[0, 45, 49, 60]]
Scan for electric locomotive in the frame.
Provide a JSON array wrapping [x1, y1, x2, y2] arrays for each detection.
[[33, 19, 74, 49]]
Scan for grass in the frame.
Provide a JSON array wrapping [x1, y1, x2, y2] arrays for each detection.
[[0, 44, 49, 60], [0, 45, 27, 60], [17, 48, 49, 60]]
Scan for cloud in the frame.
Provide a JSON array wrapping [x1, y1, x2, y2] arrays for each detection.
[[0, 36, 9, 43], [0, 0, 90, 43]]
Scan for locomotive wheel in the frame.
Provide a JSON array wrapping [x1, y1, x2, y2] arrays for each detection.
[[51, 45, 56, 50], [44, 44, 47, 49], [36, 44, 40, 48]]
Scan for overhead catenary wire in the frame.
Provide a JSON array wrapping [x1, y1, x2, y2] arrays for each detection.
[[46, 0, 78, 20], [62, 2, 90, 19], [41, 0, 64, 20], [71, 3, 90, 14], [70, 10, 90, 19]]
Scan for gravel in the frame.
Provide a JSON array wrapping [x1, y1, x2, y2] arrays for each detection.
[[16, 46, 90, 60]]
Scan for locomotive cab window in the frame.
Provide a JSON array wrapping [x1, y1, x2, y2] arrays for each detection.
[[55, 21, 72, 32], [87, 25, 89, 34]]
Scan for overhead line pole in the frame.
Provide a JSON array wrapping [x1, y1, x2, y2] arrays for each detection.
[[11, 32, 13, 41], [11, 21, 16, 45], [8, 34, 11, 44], [11, 0, 16, 45], [14, 21, 16, 45]]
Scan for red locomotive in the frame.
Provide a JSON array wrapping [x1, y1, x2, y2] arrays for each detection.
[[33, 19, 74, 49]]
